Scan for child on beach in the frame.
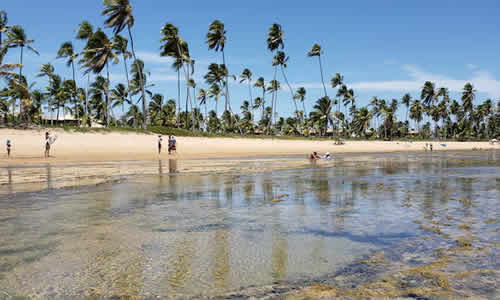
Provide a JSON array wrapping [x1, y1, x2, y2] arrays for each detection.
[[6, 140, 11, 157]]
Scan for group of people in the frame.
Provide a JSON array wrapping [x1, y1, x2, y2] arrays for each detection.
[[158, 135, 177, 155], [309, 151, 332, 160]]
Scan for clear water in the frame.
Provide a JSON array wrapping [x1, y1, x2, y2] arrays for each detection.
[[0, 152, 498, 298]]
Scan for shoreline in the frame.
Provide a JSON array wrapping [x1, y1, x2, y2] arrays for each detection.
[[0, 129, 498, 166]]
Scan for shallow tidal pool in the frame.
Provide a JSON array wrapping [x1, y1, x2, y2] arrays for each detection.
[[0, 151, 499, 299]]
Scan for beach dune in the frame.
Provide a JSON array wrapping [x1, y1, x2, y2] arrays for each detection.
[[0, 129, 497, 165]]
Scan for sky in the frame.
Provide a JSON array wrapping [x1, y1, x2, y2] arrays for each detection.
[[2, 0, 500, 121]]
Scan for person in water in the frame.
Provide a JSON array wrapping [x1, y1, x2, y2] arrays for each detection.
[[6, 140, 11, 157], [309, 151, 321, 160], [158, 135, 163, 154], [45, 132, 51, 158]]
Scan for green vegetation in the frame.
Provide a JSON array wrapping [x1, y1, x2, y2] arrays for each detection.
[[0, 3, 499, 141]]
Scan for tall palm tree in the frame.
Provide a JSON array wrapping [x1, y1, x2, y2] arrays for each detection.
[[206, 20, 231, 112], [421, 81, 436, 107], [461, 82, 475, 116], [307, 44, 328, 97], [76, 20, 95, 115], [197, 88, 208, 128], [6, 25, 39, 115], [0, 10, 10, 48], [208, 83, 221, 119], [57, 41, 80, 121], [112, 34, 132, 96], [171, 57, 183, 116], [254, 77, 266, 120], [273, 51, 298, 117], [160, 22, 192, 122], [80, 29, 118, 126], [410, 100, 424, 136], [102, 0, 147, 129], [266, 79, 281, 127], [239, 68, 253, 119], [89, 75, 108, 124], [401, 93, 411, 133], [294, 87, 307, 118], [266, 23, 284, 130]]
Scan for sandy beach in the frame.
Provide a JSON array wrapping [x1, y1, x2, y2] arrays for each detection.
[[0, 128, 498, 166]]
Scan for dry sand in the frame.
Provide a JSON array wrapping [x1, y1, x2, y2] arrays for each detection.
[[0, 128, 497, 166]]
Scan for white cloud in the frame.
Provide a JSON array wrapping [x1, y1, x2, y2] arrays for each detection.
[[296, 64, 500, 98], [466, 64, 478, 70]]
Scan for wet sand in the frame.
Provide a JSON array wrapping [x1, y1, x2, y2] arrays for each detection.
[[0, 129, 497, 166]]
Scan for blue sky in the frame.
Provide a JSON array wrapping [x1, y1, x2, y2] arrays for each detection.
[[2, 0, 500, 120]]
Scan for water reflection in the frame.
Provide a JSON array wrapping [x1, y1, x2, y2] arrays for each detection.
[[0, 152, 498, 298]]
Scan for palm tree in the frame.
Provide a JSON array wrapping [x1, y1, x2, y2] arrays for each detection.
[[148, 93, 164, 125], [57, 41, 80, 121], [102, 0, 147, 129], [112, 34, 132, 96], [208, 83, 221, 117], [307, 44, 328, 97], [6, 25, 39, 116], [401, 93, 411, 134], [187, 78, 196, 130], [254, 77, 266, 120], [197, 88, 208, 128], [310, 96, 332, 136], [410, 100, 424, 136], [89, 75, 108, 124], [110, 83, 130, 112], [421, 81, 436, 107], [266, 79, 281, 129], [352, 107, 372, 138], [160, 22, 192, 123], [239, 68, 253, 119], [273, 51, 298, 117], [206, 20, 231, 112], [76, 20, 95, 115], [294, 87, 307, 118], [80, 29, 118, 126], [266, 23, 284, 129], [171, 57, 183, 117], [461, 83, 475, 116], [0, 10, 10, 48]]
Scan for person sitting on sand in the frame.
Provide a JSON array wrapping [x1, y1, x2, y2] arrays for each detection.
[[309, 151, 320, 160], [158, 135, 163, 154], [6, 139, 11, 157], [45, 132, 51, 158]]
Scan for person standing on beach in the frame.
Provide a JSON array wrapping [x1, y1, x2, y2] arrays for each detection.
[[45, 132, 51, 158], [158, 135, 163, 154], [6, 140, 11, 157]]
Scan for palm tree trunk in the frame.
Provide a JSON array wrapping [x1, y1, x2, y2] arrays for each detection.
[[280, 66, 298, 119], [318, 55, 328, 97], [127, 25, 148, 130], [177, 69, 180, 125], [222, 50, 230, 113], [85, 73, 90, 117], [269, 66, 277, 133], [122, 54, 130, 113], [105, 62, 110, 127], [248, 81, 253, 122], [71, 61, 79, 126], [261, 87, 265, 122]]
